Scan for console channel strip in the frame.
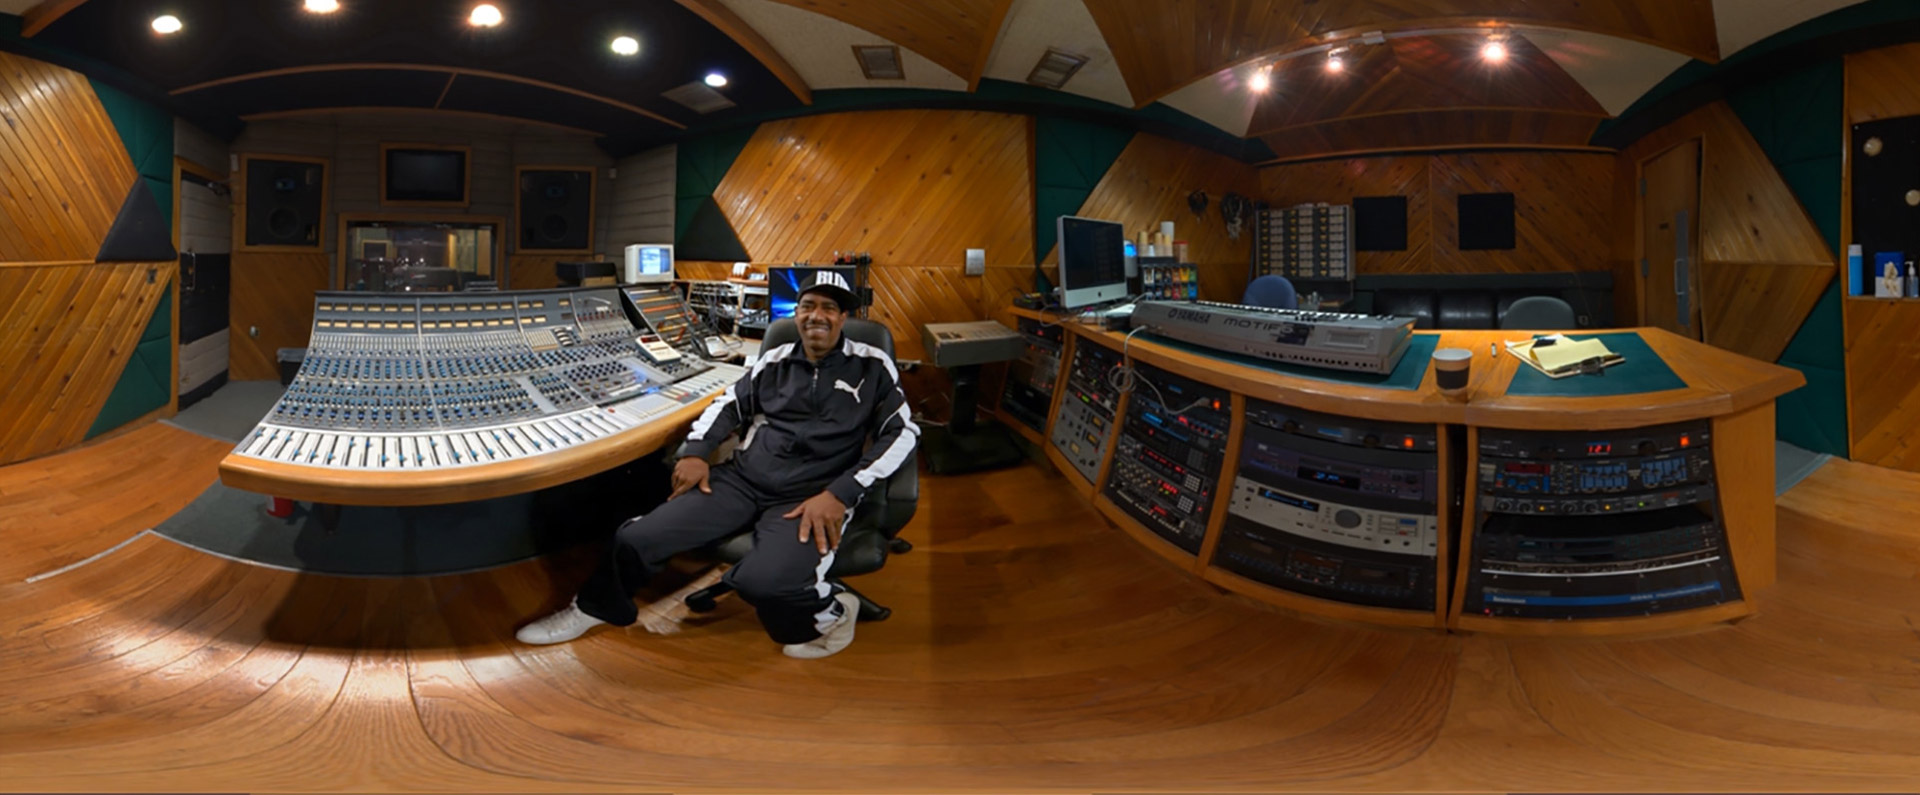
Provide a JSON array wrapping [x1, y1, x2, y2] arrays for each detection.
[[233, 288, 744, 474], [1000, 318, 1063, 433], [1050, 339, 1124, 484], [1101, 363, 1231, 554], [1462, 421, 1740, 619], [1213, 401, 1441, 610], [623, 285, 726, 360]]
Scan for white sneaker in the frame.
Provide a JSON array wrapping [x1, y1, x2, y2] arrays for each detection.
[[783, 592, 861, 659], [515, 600, 608, 645]]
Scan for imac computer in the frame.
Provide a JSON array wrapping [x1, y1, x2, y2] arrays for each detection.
[[623, 244, 674, 284], [1057, 216, 1128, 309]]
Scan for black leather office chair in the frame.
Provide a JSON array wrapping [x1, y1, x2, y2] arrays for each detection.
[[680, 317, 918, 622]]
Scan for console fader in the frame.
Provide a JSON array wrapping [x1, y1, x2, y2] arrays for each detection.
[[234, 288, 744, 474], [1212, 402, 1441, 611], [1101, 363, 1231, 554]]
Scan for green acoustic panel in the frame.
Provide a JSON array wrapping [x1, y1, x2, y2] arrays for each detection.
[[1726, 59, 1844, 253], [1774, 283, 1847, 457], [678, 195, 750, 262], [86, 281, 173, 440], [674, 126, 757, 247], [1034, 116, 1135, 263], [88, 77, 174, 229]]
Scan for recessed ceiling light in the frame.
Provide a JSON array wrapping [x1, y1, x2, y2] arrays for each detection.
[[468, 3, 502, 27], [704, 72, 728, 88], [611, 36, 639, 56], [151, 14, 183, 34], [303, 0, 339, 13], [1482, 40, 1508, 62], [1249, 66, 1271, 93], [1326, 53, 1344, 73]]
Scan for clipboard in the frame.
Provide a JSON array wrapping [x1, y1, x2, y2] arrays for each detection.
[[1504, 334, 1624, 379]]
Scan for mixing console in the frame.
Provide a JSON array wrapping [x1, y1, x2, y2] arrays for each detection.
[[1050, 340, 1124, 483], [1463, 420, 1740, 619], [232, 288, 744, 477], [1101, 364, 1231, 554], [1213, 400, 1440, 610], [1000, 318, 1063, 433], [623, 286, 727, 360]]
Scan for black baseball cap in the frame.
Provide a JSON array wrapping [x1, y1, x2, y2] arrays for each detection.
[[797, 270, 859, 312]]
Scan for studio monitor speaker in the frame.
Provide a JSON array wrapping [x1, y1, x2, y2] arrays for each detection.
[[518, 168, 594, 251], [244, 158, 325, 248]]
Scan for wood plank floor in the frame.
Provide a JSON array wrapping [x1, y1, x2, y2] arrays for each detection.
[[2, 423, 1919, 792]]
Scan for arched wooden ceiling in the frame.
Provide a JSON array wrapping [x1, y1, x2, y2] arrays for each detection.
[[759, 0, 1019, 88], [1083, 0, 1721, 108]]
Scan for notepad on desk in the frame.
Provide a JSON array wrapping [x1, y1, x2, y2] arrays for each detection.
[[1504, 334, 1624, 378]]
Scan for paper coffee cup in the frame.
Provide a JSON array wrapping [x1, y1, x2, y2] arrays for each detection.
[[1433, 348, 1472, 392]]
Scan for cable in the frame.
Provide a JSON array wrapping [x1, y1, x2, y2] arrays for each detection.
[[1108, 326, 1209, 417]]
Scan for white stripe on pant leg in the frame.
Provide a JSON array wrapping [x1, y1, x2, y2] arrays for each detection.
[[809, 497, 861, 632]]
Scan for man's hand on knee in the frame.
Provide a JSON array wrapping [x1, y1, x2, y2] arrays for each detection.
[[670, 457, 712, 500], [786, 491, 847, 554]]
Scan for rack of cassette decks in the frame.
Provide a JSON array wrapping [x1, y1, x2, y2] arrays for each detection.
[[225, 287, 744, 502], [1256, 203, 1353, 293], [1456, 420, 1738, 626]]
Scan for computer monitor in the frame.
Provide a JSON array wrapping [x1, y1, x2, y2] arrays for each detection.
[[1057, 216, 1128, 309], [770, 265, 859, 318], [624, 244, 674, 284]]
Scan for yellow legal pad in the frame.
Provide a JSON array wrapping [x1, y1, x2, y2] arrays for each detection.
[[1504, 334, 1625, 378]]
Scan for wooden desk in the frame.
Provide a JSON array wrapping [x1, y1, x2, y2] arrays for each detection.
[[1004, 310, 1805, 636]]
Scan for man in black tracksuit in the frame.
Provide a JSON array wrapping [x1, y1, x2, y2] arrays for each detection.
[[517, 271, 919, 659]]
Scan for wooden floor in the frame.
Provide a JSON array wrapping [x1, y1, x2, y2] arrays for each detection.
[[3, 423, 1920, 792]]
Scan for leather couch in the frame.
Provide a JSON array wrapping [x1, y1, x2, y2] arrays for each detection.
[[1340, 271, 1614, 330]]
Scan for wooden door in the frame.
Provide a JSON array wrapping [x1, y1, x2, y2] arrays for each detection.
[[1641, 140, 1702, 338]]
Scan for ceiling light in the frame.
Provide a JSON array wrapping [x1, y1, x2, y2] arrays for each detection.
[[303, 0, 339, 13], [468, 3, 502, 27], [1326, 52, 1344, 73], [1482, 39, 1508, 62], [611, 35, 639, 56], [704, 72, 728, 88], [1249, 66, 1271, 93], [151, 14, 183, 34]]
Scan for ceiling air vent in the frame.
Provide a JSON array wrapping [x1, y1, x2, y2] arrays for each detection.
[[854, 45, 905, 80], [662, 81, 736, 114], [1027, 48, 1089, 89]]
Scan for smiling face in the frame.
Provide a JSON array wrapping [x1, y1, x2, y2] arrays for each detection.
[[794, 292, 845, 361]]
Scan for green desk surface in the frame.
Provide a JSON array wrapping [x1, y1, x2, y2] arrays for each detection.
[[1503, 332, 1688, 397], [1143, 334, 1438, 391]]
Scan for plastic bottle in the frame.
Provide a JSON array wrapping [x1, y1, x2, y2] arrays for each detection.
[[1908, 261, 1917, 298], [1849, 244, 1864, 296]]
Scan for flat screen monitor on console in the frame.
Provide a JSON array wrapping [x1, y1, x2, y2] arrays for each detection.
[[1057, 216, 1128, 309]]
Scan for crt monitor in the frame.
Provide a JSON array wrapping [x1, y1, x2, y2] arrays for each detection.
[[770, 265, 859, 318], [1057, 216, 1128, 309], [624, 244, 674, 284]]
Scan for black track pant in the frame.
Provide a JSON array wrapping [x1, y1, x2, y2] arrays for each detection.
[[574, 463, 846, 644]]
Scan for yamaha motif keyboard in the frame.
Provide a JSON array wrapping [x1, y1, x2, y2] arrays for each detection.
[[1129, 300, 1416, 374], [219, 288, 745, 505]]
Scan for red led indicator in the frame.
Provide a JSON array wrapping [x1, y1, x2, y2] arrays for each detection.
[[1680, 435, 1690, 447], [1403, 436, 1415, 449]]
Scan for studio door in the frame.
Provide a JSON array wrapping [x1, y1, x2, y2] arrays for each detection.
[[1640, 140, 1703, 338]]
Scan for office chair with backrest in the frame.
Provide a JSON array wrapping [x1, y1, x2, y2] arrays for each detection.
[[678, 317, 918, 622], [1243, 275, 1299, 309], [1501, 296, 1577, 330]]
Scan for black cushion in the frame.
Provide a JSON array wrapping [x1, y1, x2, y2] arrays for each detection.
[[1375, 290, 1436, 329], [1437, 292, 1495, 329]]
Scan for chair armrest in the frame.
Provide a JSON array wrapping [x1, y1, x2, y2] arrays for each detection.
[[879, 451, 918, 534]]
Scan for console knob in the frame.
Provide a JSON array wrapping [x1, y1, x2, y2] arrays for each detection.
[[1335, 509, 1362, 528]]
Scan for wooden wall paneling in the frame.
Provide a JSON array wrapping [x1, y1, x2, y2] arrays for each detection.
[[1085, 0, 1719, 107], [673, 261, 738, 282], [1259, 156, 1431, 273], [714, 110, 1033, 268], [1698, 261, 1831, 362], [228, 253, 329, 381], [1844, 43, 1920, 124], [0, 262, 172, 465], [1841, 300, 1920, 470], [1427, 152, 1614, 274], [1713, 401, 1777, 593], [864, 266, 981, 421], [506, 254, 580, 292], [1260, 110, 1606, 163], [0, 50, 140, 264], [1059, 133, 1262, 302]]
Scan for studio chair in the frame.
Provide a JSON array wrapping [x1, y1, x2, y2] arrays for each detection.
[[1242, 275, 1299, 309], [681, 317, 919, 622], [1500, 296, 1577, 330]]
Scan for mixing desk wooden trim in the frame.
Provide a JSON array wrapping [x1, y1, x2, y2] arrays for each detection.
[[1004, 305, 1803, 636]]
